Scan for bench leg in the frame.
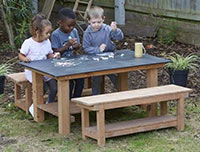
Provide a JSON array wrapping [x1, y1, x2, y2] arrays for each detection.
[[97, 105, 105, 146], [25, 82, 32, 114], [177, 97, 184, 131], [160, 101, 167, 115], [14, 84, 21, 102], [15, 84, 27, 112], [81, 108, 89, 140]]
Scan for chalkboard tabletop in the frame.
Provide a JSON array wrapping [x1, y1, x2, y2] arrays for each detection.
[[19, 50, 170, 77]]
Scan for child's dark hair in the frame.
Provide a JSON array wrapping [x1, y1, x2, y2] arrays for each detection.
[[59, 8, 76, 20], [30, 14, 52, 38]]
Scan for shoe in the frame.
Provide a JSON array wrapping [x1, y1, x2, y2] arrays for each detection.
[[29, 104, 34, 117]]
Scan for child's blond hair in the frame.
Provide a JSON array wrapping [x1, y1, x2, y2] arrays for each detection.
[[87, 6, 104, 19]]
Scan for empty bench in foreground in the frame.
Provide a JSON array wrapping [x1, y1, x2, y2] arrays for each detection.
[[72, 84, 192, 146]]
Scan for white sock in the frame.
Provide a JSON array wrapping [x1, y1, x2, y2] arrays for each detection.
[[29, 104, 34, 117]]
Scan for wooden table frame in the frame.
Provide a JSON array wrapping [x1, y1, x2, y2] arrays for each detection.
[[29, 62, 164, 135]]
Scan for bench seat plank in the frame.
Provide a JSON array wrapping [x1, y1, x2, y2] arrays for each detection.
[[6, 72, 28, 85], [72, 85, 192, 107]]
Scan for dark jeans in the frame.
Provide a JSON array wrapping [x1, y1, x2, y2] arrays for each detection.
[[44, 79, 57, 103], [91, 74, 118, 95], [70, 78, 84, 99], [44, 78, 84, 103]]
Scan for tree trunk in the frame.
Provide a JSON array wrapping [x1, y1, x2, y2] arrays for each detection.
[[0, 5, 16, 49]]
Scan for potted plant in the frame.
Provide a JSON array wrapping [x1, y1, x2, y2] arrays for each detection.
[[0, 61, 13, 94], [165, 53, 199, 87]]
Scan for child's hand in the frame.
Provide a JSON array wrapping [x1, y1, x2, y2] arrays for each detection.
[[71, 38, 79, 49], [53, 52, 60, 58], [24, 57, 31, 63], [65, 38, 78, 49], [64, 39, 73, 49], [110, 21, 117, 31], [100, 44, 106, 52]]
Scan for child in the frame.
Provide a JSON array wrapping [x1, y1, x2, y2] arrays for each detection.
[[18, 14, 60, 116], [83, 6, 124, 95], [51, 7, 84, 99]]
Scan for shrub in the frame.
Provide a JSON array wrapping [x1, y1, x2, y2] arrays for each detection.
[[1, 0, 33, 49], [165, 53, 199, 72]]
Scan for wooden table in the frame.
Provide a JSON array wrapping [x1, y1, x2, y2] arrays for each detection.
[[19, 50, 169, 135]]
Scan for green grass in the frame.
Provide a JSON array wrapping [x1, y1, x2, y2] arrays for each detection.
[[1, 98, 200, 152]]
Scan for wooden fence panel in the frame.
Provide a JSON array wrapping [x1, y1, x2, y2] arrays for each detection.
[[52, 0, 200, 21], [126, 0, 200, 21]]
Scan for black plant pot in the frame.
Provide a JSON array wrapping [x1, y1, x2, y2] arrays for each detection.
[[0, 75, 5, 94], [168, 69, 189, 87]]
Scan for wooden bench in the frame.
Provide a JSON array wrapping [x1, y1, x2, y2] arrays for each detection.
[[72, 85, 192, 146], [6, 72, 32, 114], [6, 72, 92, 114], [6, 72, 76, 122]]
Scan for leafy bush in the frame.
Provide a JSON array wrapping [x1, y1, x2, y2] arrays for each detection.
[[1, 0, 33, 49]]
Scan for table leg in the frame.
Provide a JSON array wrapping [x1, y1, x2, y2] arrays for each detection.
[[86, 77, 91, 88], [32, 72, 44, 122], [58, 80, 70, 135], [25, 82, 32, 114], [101, 75, 105, 94], [146, 68, 158, 117], [118, 72, 128, 91]]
